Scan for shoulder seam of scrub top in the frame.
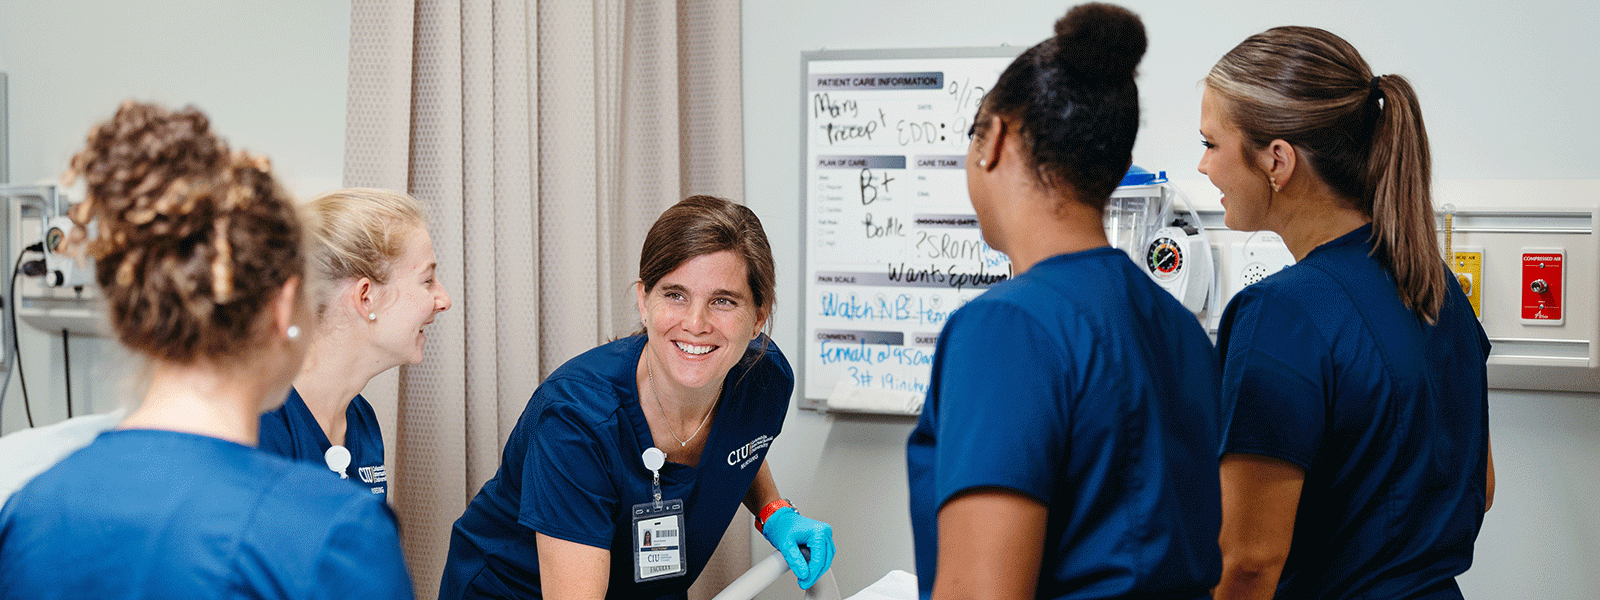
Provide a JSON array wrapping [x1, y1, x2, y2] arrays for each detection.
[[225, 455, 327, 596], [286, 474, 396, 597], [536, 374, 637, 429]]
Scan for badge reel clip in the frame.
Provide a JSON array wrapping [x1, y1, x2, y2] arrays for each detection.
[[634, 447, 687, 583], [324, 445, 351, 479]]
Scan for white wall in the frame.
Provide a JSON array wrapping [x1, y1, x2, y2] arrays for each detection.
[[743, 1, 1600, 598], [0, 0, 351, 435]]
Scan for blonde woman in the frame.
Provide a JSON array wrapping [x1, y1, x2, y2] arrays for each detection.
[[1200, 26, 1493, 600], [259, 188, 451, 495]]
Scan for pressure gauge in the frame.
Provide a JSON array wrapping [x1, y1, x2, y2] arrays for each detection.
[[46, 226, 66, 252], [1142, 225, 1211, 314], [1146, 236, 1183, 281]]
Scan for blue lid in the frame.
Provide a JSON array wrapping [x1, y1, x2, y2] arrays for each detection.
[[1119, 165, 1168, 186]]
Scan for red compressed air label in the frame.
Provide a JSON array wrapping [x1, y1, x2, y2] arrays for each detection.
[[1521, 252, 1563, 322]]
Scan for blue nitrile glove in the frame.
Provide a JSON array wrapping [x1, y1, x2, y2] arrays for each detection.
[[760, 507, 834, 589]]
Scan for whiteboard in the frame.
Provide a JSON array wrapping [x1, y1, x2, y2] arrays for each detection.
[[799, 47, 1022, 411]]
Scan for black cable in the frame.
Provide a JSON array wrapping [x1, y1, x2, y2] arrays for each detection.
[[62, 329, 71, 419], [11, 247, 32, 428]]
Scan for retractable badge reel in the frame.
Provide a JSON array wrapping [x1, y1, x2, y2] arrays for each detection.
[[324, 445, 351, 479], [633, 447, 687, 582]]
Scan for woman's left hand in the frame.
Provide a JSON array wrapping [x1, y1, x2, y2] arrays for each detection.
[[760, 507, 834, 589]]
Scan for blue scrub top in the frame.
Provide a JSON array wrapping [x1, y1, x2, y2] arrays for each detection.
[[1219, 224, 1490, 599], [0, 429, 412, 600], [907, 248, 1224, 600], [439, 334, 792, 600], [260, 388, 388, 495]]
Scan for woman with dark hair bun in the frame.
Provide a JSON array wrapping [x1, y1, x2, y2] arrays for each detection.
[[1201, 26, 1492, 600], [906, 4, 1223, 600], [0, 101, 412, 598]]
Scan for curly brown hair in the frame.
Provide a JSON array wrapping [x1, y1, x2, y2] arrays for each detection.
[[63, 101, 306, 363]]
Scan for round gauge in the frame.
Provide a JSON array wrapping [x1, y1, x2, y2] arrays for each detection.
[[1146, 236, 1182, 280], [46, 226, 68, 254]]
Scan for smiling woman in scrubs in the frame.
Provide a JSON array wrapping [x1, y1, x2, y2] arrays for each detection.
[[259, 188, 452, 495], [439, 195, 834, 599], [1199, 27, 1493, 600], [0, 101, 412, 598], [905, 4, 1224, 600]]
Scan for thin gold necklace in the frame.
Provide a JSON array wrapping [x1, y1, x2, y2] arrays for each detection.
[[646, 358, 718, 447]]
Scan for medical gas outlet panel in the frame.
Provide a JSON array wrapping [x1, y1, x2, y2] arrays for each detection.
[[1198, 194, 1600, 394], [0, 184, 104, 336]]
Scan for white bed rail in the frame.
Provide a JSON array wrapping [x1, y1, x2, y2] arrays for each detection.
[[711, 550, 841, 600]]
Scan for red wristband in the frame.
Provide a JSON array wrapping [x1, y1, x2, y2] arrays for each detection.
[[755, 498, 794, 532]]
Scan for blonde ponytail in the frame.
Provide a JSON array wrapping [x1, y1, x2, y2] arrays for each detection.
[[1207, 27, 1447, 323], [1367, 75, 1447, 323]]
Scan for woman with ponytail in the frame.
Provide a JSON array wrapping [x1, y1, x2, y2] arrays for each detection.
[[1199, 27, 1492, 599], [906, 4, 1223, 599], [0, 102, 412, 599]]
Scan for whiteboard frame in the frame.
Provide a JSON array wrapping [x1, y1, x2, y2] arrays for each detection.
[[797, 46, 1023, 411]]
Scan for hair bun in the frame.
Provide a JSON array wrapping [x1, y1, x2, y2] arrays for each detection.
[[1051, 2, 1147, 83]]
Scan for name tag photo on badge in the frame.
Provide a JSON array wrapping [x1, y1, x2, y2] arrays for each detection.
[[632, 499, 686, 582]]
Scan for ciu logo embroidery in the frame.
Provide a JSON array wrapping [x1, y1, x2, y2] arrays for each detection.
[[727, 435, 773, 469], [359, 465, 387, 484]]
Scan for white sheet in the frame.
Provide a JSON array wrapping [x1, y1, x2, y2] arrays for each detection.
[[0, 409, 124, 502], [844, 570, 917, 600]]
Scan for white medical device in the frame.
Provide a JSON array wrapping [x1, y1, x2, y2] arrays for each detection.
[[1105, 168, 1214, 315], [42, 209, 94, 290]]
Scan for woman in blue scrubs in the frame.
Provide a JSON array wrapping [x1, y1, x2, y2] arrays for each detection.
[[259, 188, 452, 495], [439, 195, 834, 599], [905, 4, 1223, 600], [1199, 27, 1494, 600], [0, 102, 412, 598]]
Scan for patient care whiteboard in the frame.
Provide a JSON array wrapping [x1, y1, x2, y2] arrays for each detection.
[[799, 47, 1022, 410]]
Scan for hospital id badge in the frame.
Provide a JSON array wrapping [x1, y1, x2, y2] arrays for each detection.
[[631, 499, 686, 582]]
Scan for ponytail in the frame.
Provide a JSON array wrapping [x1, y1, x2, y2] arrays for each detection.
[[1207, 26, 1448, 324], [1367, 75, 1447, 324]]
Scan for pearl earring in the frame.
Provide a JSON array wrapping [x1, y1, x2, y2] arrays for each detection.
[[1269, 177, 1280, 192], [286, 325, 301, 340], [978, 159, 988, 168], [368, 312, 377, 321]]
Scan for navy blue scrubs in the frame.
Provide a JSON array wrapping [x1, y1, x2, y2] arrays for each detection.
[[439, 335, 791, 600], [907, 248, 1224, 600], [0, 429, 412, 599], [1220, 224, 1490, 599], [260, 388, 388, 495]]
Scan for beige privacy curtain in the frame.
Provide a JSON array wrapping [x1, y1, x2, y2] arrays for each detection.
[[343, 0, 747, 596]]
